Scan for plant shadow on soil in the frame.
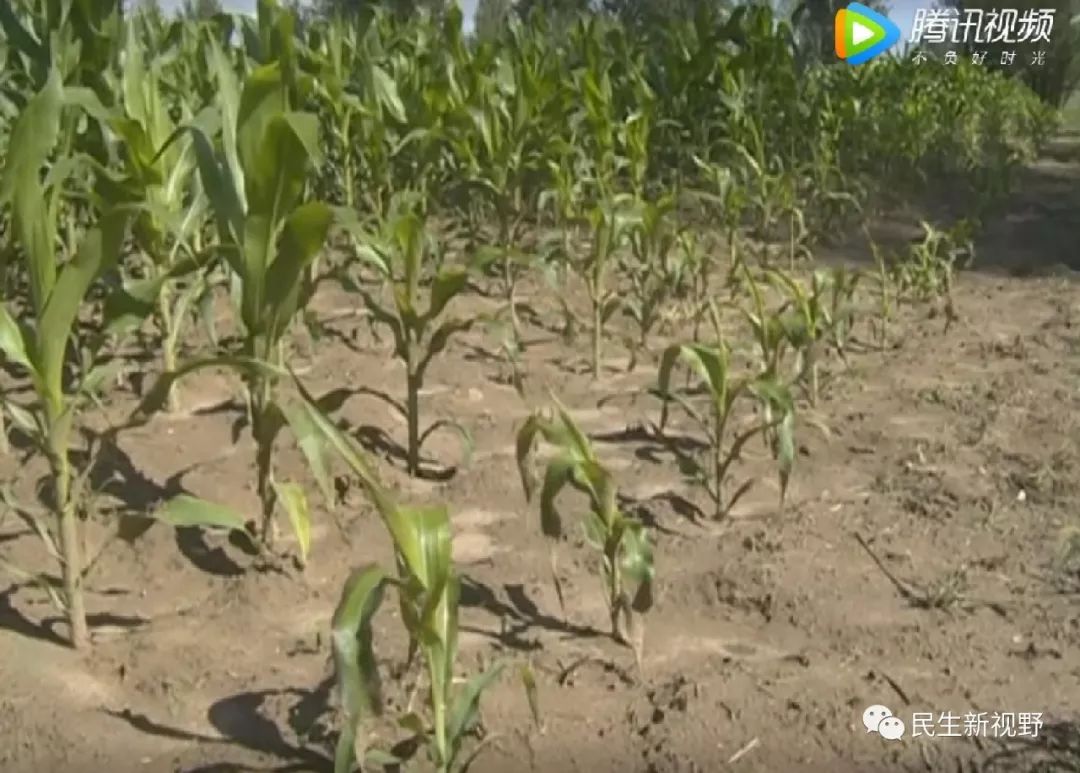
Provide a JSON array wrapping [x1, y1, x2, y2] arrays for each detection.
[[106, 678, 338, 773]]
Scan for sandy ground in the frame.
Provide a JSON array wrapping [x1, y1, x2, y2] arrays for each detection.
[[1, 138, 1078, 773]]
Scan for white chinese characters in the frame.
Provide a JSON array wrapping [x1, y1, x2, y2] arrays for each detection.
[[869, 709, 1044, 739], [910, 7, 1056, 44], [909, 711, 1043, 738]]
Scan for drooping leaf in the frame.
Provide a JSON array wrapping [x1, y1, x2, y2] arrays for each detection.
[[332, 564, 390, 773], [273, 480, 311, 564], [154, 495, 248, 531]]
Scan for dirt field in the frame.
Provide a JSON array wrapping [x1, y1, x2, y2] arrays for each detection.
[[1, 138, 1078, 773]]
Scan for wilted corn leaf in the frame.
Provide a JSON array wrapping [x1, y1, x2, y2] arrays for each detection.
[[272, 480, 311, 565], [153, 494, 248, 531]]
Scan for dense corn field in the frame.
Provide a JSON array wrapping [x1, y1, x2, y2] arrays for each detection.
[[1, 1, 1078, 771]]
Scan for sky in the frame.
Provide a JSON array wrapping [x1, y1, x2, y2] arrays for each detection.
[[158, 0, 925, 43]]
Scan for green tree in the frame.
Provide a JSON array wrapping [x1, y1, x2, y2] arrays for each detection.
[[939, 0, 1080, 107]]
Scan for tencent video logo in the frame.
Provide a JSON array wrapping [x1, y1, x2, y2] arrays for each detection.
[[835, 3, 901, 64]]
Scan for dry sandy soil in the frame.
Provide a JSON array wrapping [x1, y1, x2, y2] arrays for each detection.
[[1, 138, 1079, 773]]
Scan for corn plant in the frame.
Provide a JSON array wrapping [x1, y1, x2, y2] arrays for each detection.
[[819, 266, 862, 363], [0, 68, 184, 648], [283, 379, 507, 773], [330, 520, 507, 773], [103, 17, 211, 412], [722, 127, 788, 267], [571, 197, 642, 380], [656, 342, 795, 520], [619, 194, 693, 370], [865, 228, 894, 351], [688, 155, 748, 337], [345, 193, 481, 477], [308, 11, 405, 214], [894, 219, 975, 331], [449, 26, 558, 344], [760, 268, 861, 405], [741, 264, 792, 382], [515, 398, 654, 661], [145, 13, 336, 558]]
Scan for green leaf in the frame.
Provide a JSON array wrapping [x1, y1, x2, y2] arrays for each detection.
[[0, 1, 45, 70], [417, 418, 474, 471], [0, 304, 35, 376], [520, 661, 542, 729], [101, 276, 167, 338], [1, 397, 40, 439], [417, 317, 475, 381], [288, 368, 383, 495], [386, 503, 452, 600], [154, 495, 248, 531], [101, 253, 207, 339], [2, 68, 63, 312], [0, 67, 61, 208], [263, 201, 333, 344], [371, 64, 406, 123], [423, 266, 469, 327], [515, 414, 541, 501], [619, 521, 654, 612], [447, 660, 507, 756], [281, 401, 337, 508], [273, 480, 311, 564], [332, 564, 390, 773], [36, 211, 130, 411], [538, 454, 574, 539]]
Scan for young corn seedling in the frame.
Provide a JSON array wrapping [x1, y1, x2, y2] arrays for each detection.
[[577, 196, 642, 380], [619, 194, 692, 371], [288, 383, 508, 773], [761, 268, 859, 406], [330, 515, 508, 773], [655, 341, 796, 521], [741, 263, 791, 382], [515, 398, 654, 661], [865, 227, 894, 351], [688, 155, 747, 338], [722, 126, 786, 268], [820, 266, 862, 363], [145, 18, 336, 560], [896, 220, 974, 332], [345, 193, 482, 478]]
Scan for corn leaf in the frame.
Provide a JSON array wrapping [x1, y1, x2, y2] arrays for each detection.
[[332, 563, 390, 773], [153, 495, 248, 531], [273, 480, 311, 564]]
